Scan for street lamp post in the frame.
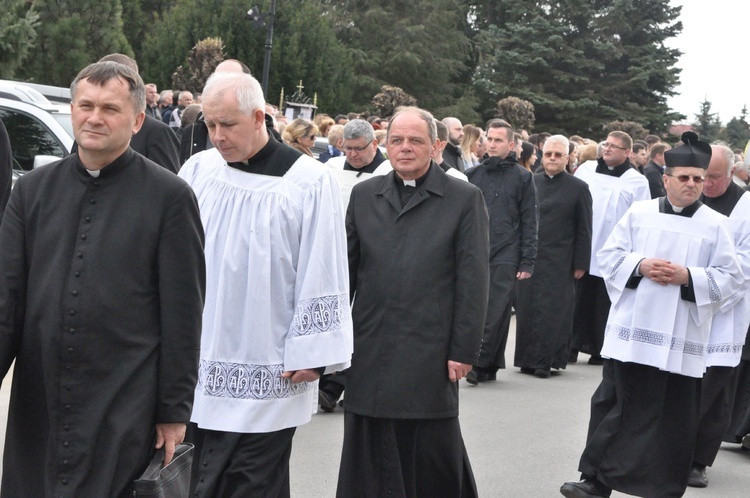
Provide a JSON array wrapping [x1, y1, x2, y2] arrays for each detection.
[[247, 0, 277, 97]]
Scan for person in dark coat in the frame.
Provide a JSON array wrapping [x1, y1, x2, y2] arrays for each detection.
[[441, 116, 465, 172], [643, 142, 670, 198], [0, 61, 205, 497], [131, 115, 181, 172], [337, 107, 490, 498], [466, 119, 538, 384], [514, 135, 592, 378], [0, 118, 12, 214], [97, 54, 180, 173]]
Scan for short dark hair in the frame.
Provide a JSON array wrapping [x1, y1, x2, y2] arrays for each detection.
[[650, 143, 670, 159], [633, 143, 646, 154], [71, 60, 145, 112], [608, 131, 633, 150], [434, 120, 448, 143], [487, 119, 514, 141], [645, 134, 661, 146]]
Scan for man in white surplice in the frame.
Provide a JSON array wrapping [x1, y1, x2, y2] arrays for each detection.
[[561, 132, 744, 498], [571, 131, 650, 364], [178, 72, 352, 497], [687, 142, 750, 488]]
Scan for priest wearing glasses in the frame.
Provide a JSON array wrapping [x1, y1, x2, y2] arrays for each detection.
[[560, 132, 744, 498]]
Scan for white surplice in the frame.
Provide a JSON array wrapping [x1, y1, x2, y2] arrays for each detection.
[[705, 192, 750, 367], [179, 148, 353, 433], [326, 158, 392, 208], [598, 199, 743, 378], [575, 161, 650, 277]]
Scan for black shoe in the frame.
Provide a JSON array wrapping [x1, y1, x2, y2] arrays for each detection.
[[587, 356, 603, 365], [560, 479, 610, 497], [687, 465, 707, 488], [318, 390, 339, 413], [534, 368, 550, 378], [520, 367, 535, 375], [743, 435, 750, 451], [568, 350, 578, 363], [466, 369, 479, 385], [477, 368, 497, 382], [466, 367, 496, 385]]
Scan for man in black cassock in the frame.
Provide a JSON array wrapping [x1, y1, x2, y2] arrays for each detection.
[[514, 135, 592, 378], [0, 61, 205, 497], [561, 132, 742, 498], [687, 143, 750, 488], [337, 107, 489, 497]]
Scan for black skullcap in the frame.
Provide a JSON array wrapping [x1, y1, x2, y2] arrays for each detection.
[[664, 131, 712, 169]]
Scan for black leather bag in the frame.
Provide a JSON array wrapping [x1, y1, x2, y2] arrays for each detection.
[[133, 443, 194, 497]]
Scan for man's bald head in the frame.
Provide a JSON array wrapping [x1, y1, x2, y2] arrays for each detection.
[[441, 117, 463, 146], [214, 59, 251, 75]]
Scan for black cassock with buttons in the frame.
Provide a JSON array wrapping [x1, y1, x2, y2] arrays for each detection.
[[0, 148, 205, 497]]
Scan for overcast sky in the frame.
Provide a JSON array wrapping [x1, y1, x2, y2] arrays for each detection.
[[666, 1, 746, 123]]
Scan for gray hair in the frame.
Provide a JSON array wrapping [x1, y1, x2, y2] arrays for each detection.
[[388, 106, 437, 143], [735, 160, 747, 174], [711, 142, 735, 177], [203, 72, 265, 116], [343, 119, 375, 142], [71, 61, 146, 113], [544, 134, 570, 152]]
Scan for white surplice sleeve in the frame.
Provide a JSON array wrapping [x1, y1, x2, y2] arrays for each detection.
[[598, 207, 645, 306], [689, 215, 744, 328], [284, 168, 353, 374]]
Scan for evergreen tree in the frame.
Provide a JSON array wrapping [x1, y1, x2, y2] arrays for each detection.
[[140, 0, 355, 114], [693, 98, 721, 142], [471, 0, 683, 136], [723, 106, 750, 150], [19, 0, 132, 86], [0, 0, 39, 79], [324, 0, 474, 116]]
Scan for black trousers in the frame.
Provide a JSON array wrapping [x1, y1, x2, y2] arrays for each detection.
[[188, 424, 296, 498], [571, 274, 610, 357], [579, 360, 701, 497], [693, 366, 736, 466], [477, 264, 516, 369], [337, 413, 477, 498]]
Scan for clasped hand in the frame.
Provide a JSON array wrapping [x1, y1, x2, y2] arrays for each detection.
[[639, 258, 689, 286]]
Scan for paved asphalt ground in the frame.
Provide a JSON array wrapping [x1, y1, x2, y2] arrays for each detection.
[[1, 317, 748, 496]]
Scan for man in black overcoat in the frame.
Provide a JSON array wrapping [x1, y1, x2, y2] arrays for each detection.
[[0, 61, 205, 497], [337, 107, 489, 497]]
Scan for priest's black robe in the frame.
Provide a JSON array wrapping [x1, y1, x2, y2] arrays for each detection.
[[515, 171, 592, 371], [0, 148, 205, 497]]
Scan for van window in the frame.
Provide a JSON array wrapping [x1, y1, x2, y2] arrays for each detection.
[[0, 108, 66, 171]]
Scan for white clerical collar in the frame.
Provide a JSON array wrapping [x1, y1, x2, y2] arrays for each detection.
[[672, 204, 684, 213], [86, 169, 101, 177], [403, 179, 416, 187]]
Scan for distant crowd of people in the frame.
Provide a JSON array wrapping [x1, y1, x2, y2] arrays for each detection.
[[2, 53, 750, 498]]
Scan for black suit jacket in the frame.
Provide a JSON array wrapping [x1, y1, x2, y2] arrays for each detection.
[[130, 116, 181, 173], [643, 161, 665, 199]]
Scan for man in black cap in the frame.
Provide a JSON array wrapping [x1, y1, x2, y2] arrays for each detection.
[[560, 132, 744, 498]]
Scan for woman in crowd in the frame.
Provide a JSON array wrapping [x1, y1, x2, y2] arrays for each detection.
[[460, 125, 483, 171], [519, 141, 537, 171], [282, 118, 318, 157]]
